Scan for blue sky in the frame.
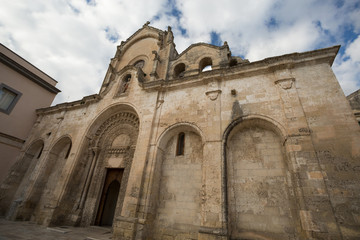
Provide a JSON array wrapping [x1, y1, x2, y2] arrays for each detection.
[[0, 0, 359, 105]]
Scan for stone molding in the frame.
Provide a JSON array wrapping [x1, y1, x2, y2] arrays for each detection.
[[198, 226, 227, 236], [93, 112, 139, 146], [275, 77, 295, 89], [0, 132, 25, 149], [34, 45, 339, 116], [205, 89, 222, 101]]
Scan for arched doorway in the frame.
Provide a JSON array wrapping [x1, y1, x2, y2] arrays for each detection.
[[224, 118, 296, 240], [95, 169, 123, 226], [53, 107, 140, 227]]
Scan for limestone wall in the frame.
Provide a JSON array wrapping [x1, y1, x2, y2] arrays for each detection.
[[1, 25, 359, 240]]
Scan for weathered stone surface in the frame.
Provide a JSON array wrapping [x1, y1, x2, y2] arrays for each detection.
[[0, 24, 359, 240]]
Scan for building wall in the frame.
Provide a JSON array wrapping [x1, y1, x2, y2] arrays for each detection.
[[0, 63, 56, 138], [347, 89, 360, 124], [0, 44, 59, 184], [1, 25, 359, 240], [227, 124, 296, 239], [152, 131, 203, 239]]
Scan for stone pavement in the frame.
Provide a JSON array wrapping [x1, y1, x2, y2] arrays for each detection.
[[0, 218, 112, 240]]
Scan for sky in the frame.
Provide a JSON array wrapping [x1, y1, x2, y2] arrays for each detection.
[[0, 0, 359, 105]]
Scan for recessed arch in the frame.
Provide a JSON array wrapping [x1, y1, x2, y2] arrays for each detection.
[[222, 117, 297, 239], [156, 122, 206, 151], [118, 74, 132, 94], [0, 139, 45, 217], [147, 122, 205, 238], [223, 115, 288, 145], [51, 104, 140, 226], [19, 136, 72, 223]]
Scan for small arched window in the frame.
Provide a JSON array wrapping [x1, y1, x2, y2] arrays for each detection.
[[134, 60, 145, 69], [120, 74, 131, 93], [65, 142, 72, 159], [229, 59, 237, 67], [176, 132, 185, 156], [37, 145, 44, 159], [174, 63, 186, 78], [199, 57, 212, 72]]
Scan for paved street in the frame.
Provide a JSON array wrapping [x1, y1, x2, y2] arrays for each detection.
[[0, 218, 112, 240]]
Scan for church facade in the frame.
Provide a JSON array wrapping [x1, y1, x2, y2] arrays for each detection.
[[1, 24, 360, 240]]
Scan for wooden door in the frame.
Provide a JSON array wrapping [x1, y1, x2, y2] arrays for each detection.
[[95, 168, 123, 226]]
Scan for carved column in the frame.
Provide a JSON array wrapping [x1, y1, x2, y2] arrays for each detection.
[[78, 147, 100, 210]]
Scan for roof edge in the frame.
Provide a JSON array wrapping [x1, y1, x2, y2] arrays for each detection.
[[0, 51, 61, 94]]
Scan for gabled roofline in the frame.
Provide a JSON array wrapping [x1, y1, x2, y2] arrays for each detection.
[[175, 42, 227, 60], [114, 23, 164, 57], [124, 24, 163, 44], [347, 89, 360, 98]]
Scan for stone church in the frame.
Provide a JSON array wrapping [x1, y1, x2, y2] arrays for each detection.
[[1, 23, 360, 240]]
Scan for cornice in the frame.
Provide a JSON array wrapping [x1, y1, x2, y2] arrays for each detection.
[[36, 94, 100, 115], [0, 131, 25, 149], [35, 45, 340, 116], [0, 52, 60, 94]]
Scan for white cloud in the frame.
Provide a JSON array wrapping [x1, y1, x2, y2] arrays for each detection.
[[0, 0, 168, 104], [0, 0, 359, 105], [333, 36, 360, 95]]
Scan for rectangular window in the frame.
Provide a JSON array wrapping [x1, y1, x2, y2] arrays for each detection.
[[0, 84, 22, 114]]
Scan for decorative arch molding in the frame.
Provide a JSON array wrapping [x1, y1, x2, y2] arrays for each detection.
[[23, 138, 45, 154], [223, 114, 288, 145], [100, 66, 139, 98], [85, 103, 140, 140], [93, 112, 139, 147], [156, 121, 206, 151], [117, 33, 160, 60], [48, 135, 73, 152], [128, 54, 149, 67], [52, 104, 141, 226], [115, 65, 138, 77]]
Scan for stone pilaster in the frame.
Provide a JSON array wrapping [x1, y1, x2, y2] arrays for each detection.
[[275, 70, 341, 239]]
